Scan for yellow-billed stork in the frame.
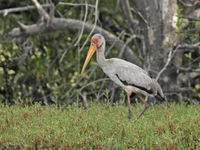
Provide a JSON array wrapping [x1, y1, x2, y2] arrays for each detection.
[[81, 34, 165, 121]]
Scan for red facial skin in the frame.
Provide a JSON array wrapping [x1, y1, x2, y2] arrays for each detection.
[[92, 38, 99, 48]]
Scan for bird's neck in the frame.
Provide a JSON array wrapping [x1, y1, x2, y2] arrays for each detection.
[[96, 44, 107, 68]]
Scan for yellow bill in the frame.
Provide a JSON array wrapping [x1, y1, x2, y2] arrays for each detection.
[[81, 43, 97, 75]]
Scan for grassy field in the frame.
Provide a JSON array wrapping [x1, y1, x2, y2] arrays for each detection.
[[0, 102, 199, 149]]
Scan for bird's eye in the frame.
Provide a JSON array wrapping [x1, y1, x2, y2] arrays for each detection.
[[92, 38, 99, 48]]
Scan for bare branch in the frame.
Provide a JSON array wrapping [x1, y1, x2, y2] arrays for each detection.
[[164, 87, 192, 93], [179, 68, 200, 73], [16, 21, 27, 32], [110, 85, 116, 104], [178, 0, 194, 7], [79, 78, 110, 92], [0, 4, 51, 16], [120, 0, 139, 28], [118, 34, 140, 58], [31, 0, 50, 20], [182, 97, 200, 104], [80, 92, 89, 109], [131, 8, 148, 25], [156, 45, 180, 81], [180, 15, 200, 21], [58, 2, 95, 8], [179, 43, 200, 49], [79, 0, 99, 53], [74, 1, 88, 46], [178, 0, 200, 7], [8, 18, 141, 66]]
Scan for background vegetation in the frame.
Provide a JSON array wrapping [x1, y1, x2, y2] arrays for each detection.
[[0, 0, 199, 105], [0, 0, 123, 104]]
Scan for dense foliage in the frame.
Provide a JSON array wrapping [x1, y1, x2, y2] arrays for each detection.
[[0, 102, 199, 149], [0, 0, 124, 104]]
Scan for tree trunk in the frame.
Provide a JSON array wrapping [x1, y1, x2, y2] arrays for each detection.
[[132, 0, 179, 101]]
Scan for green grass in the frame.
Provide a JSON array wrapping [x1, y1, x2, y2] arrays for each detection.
[[0, 102, 199, 149]]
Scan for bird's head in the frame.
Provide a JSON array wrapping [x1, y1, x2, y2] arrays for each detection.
[[81, 34, 105, 75], [91, 34, 105, 48]]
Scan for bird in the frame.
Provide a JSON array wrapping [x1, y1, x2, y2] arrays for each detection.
[[81, 34, 165, 121]]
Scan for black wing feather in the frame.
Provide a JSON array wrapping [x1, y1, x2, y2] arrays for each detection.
[[116, 74, 153, 95]]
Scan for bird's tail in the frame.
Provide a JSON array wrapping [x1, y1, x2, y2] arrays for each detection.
[[155, 93, 165, 102], [152, 79, 165, 102]]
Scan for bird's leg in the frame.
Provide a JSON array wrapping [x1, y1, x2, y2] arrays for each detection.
[[127, 94, 132, 120], [137, 94, 147, 105], [133, 94, 150, 122]]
